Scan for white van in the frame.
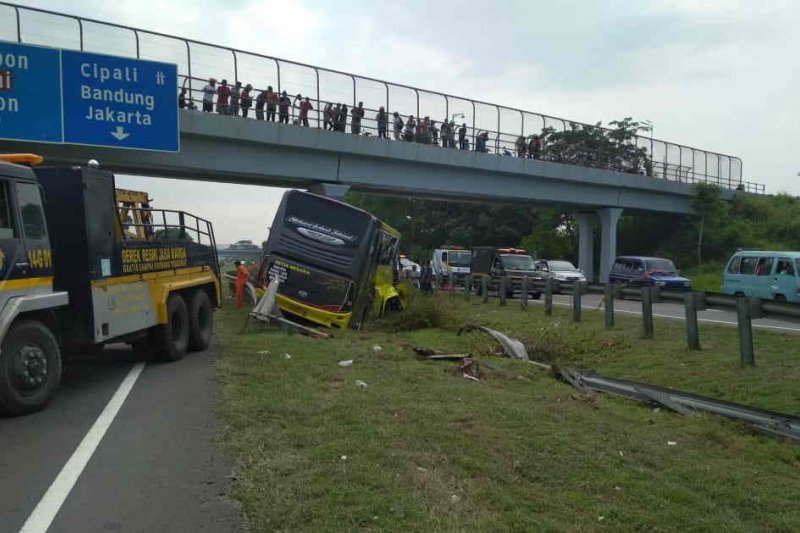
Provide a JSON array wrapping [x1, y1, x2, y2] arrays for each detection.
[[721, 250, 800, 303]]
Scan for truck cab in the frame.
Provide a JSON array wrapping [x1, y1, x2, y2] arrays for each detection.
[[431, 247, 471, 288], [470, 247, 542, 298]]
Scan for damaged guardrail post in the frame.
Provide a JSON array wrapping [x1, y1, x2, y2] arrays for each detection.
[[464, 274, 472, 301], [572, 281, 583, 322], [684, 292, 702, 351], [544, 276, 553, 316], [521, 276, 528, 311], [481, 275, 489, 303], [449, 277, 455, 297], [737, 296, 755, 366], [499, 276, 507, 306], [641, 286, 654, 339], [604, 282, 614, 329]]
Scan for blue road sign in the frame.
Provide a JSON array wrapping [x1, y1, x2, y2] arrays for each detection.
[[61, 50, 178, 151], [0, 41, 63, 143], [0, 40, 178, 152]]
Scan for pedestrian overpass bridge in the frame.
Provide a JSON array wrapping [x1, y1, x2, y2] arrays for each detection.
[[0, 2, 764, 281], [0, 111, 739, 281]]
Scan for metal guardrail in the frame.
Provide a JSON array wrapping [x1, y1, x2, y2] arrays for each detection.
[[0, 2, 764, 194], [489, 277, 800, 320]]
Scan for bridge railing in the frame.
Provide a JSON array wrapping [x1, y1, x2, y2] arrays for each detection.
[[0, 2, 764, 194]]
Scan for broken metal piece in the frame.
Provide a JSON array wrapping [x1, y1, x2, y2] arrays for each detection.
[[458, 324, 529, 361]]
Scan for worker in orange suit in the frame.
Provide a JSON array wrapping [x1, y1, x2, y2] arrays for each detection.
[[235, 260, 249, 308]]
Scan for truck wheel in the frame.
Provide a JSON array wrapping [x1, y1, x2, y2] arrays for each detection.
[[155, 294, 190, 362], [0, 320, 62, 415], [530, 291, 542, 300], [188, 290, 213, 352]]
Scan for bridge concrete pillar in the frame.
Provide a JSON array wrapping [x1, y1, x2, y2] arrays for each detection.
[[597, 207, 623, 283], [307, 183, 350, 201], [576, 212, 595, 281]]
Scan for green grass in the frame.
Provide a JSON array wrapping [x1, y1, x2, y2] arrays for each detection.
[[682, 263, 724, 293], [216, 292, 800, 532]]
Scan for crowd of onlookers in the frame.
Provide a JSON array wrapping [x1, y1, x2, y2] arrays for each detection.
[[178, 77, 551, 157]]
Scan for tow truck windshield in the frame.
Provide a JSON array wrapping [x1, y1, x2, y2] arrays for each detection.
[[501, 254, 536, 270]]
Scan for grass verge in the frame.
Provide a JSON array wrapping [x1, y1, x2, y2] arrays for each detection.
[[216, 292, 800, 532]]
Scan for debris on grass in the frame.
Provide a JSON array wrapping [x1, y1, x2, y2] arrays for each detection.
[[668, 441, 677, 446], [257, 349, 270, 355], [413, 347, 469, 361], [355, 380, 369, 389], [284, 353, 292, 360], [338, 360, 354, 367], [459, 358, 481, 381], [458, 324, 529, 361], [372, 344, 383, 352]]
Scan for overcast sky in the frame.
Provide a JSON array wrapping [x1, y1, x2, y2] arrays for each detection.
[[9, 0, 800, 244]]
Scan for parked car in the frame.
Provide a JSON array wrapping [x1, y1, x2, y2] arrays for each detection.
[[609, 256, 691, 290], [535, 259, 586, 290], [399, 256, 420, 278], [721, 250, 800, 303]]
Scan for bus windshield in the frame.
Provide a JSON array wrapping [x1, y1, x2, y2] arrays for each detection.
[[448, 251, 471, 267], [284, 193, 369, 249], [501, 254, 536, 270]]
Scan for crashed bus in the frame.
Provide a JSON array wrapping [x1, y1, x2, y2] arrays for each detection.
[[257, 190, 407, 329]]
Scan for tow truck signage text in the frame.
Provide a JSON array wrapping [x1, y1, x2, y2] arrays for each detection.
[[121, 246, 187, 274]]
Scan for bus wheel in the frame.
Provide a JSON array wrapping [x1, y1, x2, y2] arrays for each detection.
[[155, 294, 190, 362], [188, 290, 213, 352], [775, 294, 787, 303], [0, 320, 61, 416]]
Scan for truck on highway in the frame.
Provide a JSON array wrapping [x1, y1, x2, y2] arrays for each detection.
[[431, 247, 471, 288], [470, 247, 542, 299], [0, 154, 221, 415]]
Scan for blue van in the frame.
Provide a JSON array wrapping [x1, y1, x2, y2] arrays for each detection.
[[609, 256, 692, 289], [721, 250, 800, 303]]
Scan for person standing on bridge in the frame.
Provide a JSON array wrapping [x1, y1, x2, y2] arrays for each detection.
[[266, 86, 277, 121], [351, 102, 364, 134], [278, 91, 291, 124], [299, 97, 313, 127], [216, 79, 231, 115], [458, 123, 467, 149], [323, 103, 334, 130], [235, 260, 249, 308], [178, 88, 188, 109], [404, 115, 416, 141], [255, 88, 267, 120], [336, 104, 348, 132], [376, 107, 388, 138], [202, 78, 216, 113], [393, 112, 403, 140], [440, 119, 450, 147], [240, 84, 253, 118], [528, 135, 541, 160], [230, 81, 242, 116]]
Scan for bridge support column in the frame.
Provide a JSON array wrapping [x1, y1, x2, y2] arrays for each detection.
[[597, 207, 623, 283], [576, 213, 594, 282], [307, 182, 350, 201]]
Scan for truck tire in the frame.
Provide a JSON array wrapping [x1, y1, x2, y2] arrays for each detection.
[[155, 294, 190, 362], [0, 320, 62, 416], [188, 289, 213, 352]]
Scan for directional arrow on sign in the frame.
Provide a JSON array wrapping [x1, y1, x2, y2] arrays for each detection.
[[110, 126, 130, 141]]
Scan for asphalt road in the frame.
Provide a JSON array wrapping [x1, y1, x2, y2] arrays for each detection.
[[487, 290, 800, 333], [0, 346, 242, 533]]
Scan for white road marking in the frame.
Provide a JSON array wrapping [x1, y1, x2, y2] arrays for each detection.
[[19, 362, 146, 533]]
